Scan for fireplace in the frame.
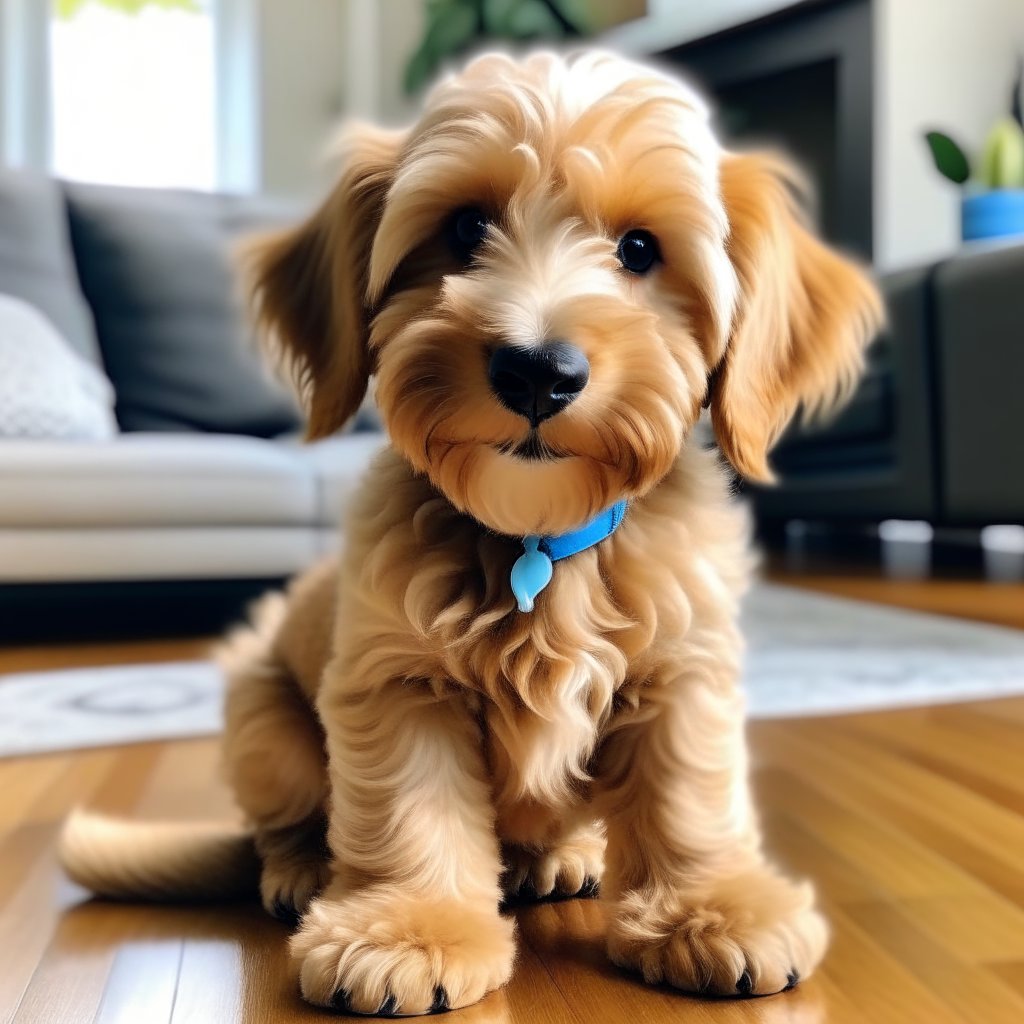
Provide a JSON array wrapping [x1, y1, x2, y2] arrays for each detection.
[[659, 0, 874, 260]]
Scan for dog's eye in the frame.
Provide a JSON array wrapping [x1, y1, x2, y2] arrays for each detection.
[[448, 207, 490, 261], [616, 229, 660, 274]]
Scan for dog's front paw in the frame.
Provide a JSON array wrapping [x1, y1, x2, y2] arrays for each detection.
[[607, 867, 827, 997], [502, 823, 605, 902], [291, 887, 516, 1014]]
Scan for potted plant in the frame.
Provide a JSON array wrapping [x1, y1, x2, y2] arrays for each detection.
[[925, 60, 1024, 242], [404, 0, 586, 95]]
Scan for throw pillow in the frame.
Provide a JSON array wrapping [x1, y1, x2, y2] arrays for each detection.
[[0, 294, 117, 440]]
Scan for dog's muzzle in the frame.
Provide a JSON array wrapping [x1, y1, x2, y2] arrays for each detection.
[[488, 341, 590, 427]]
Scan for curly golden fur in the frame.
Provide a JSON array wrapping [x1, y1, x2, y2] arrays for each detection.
[[60, 50, 881, 1015]]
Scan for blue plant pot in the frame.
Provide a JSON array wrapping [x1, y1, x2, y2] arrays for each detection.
[[962, 190, 1024, 242]]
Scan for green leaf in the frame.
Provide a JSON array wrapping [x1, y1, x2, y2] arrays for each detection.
[[426, 1, 479, 55], [481, 0, 583, 38], [924, 131, 971, 185], [980, 117, 1024, 188], [555, 0, 592, 34], [404, 1, 479, 94], [505, 0, 562, 39], [406, 0, 588, 91], [56, 0, 201, 19], [403, 42, 440, 95], [482, 0, 519, 34]]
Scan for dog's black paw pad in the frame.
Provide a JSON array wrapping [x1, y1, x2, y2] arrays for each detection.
[[577, 877, 601, 899], [518, 881, 539, 901], [377, 994, 400, 1017], [429, 987, 450, 1013], [785, 970, 800, 991], [328, 990, 406, 1018], [736, 970, 754, 997], [330, 989, 353, 1013], [270, 899, 300, 927]]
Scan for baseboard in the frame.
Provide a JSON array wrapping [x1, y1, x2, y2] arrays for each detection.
[[0, 577, 288, 646]]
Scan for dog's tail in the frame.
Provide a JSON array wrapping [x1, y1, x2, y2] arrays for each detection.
[[59, 810, 260, 902]]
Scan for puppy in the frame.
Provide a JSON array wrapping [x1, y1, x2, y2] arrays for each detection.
[[61, 50, 881, 1015]]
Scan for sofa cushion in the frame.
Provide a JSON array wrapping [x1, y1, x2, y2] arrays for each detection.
[[934, 241, 1024, 521], [294, 433, 387, 524], [0, 432, 385, 581], [0, 169, 100, 364], [64, 183, 303, 436], [0, 294, 117, 440], [0, 527, 322, 583], [0, 434, 316, 528]]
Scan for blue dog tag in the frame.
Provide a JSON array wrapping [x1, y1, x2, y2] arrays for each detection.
[[508, 502, 628, 613], [510, 536, 552, 613]]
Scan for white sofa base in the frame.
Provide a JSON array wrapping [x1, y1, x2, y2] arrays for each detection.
[[0, 527, 340, 583], [0, 433, 382, 583]]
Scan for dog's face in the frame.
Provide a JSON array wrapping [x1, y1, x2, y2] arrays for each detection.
[[248, 52, 881, 537]]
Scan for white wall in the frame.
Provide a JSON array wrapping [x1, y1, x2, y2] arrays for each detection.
[[254, 0, 348, 197], [375, 0, 428, 125], [341, 0, 425, 126], [874, 0, 1024, 270], [252, 0, 426, 196]]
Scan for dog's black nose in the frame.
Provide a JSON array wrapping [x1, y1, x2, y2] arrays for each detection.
[[488, 342, 590, 426]]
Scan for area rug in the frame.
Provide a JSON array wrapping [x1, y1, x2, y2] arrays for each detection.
[[2, 583, 1023, 757]]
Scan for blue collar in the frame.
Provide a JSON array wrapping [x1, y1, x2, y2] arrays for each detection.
[[510, 500, 628, 613]]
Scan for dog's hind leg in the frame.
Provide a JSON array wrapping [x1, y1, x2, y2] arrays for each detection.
[[252, 814, 329, 925], [501, 819, 605, 904], [219, 590, 332, 923]]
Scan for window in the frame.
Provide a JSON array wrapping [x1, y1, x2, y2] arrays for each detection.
[[49, 0, 217, 189]]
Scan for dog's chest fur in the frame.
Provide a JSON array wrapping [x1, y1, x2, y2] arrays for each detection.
[[338, 448, 749, 846]]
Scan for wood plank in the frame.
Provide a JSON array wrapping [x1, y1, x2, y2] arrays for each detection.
[[988, 962, 1024, 1001], [90, 938, 183, 1024], [756, 766, 973, 900], [826, 901, 1009, 1024], [753, 723, 1024, 906], [86, 744, 167, 817], [0, 826, 77, 1024], [0, 757, 73, 832], [169, 932, 244, 1024], [0, 639, 215, 675], [9, 901, 123, 1024], [501, 938, 583, 1024], [133, 739, 237, 823], [895, 896, 1024, 965], [828, 711, 1024, 811]]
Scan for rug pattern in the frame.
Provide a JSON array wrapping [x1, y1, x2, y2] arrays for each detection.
[[2, 584, 1023, 756]]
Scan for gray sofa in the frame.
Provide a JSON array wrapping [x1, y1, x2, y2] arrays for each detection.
[[0, 169, 382, 640], [752, 240, 1024, 530]]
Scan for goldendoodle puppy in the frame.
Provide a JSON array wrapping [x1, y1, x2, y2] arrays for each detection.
[[61, 49, 881, 1016]]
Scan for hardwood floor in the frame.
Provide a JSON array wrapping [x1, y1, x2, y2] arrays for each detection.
[[764, 560, 1024, 631], [1, 572, 1022, 1023]]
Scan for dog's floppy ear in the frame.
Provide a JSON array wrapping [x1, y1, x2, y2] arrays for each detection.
[[244, 125, 402, 439], [709, 152, 883, 482]]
